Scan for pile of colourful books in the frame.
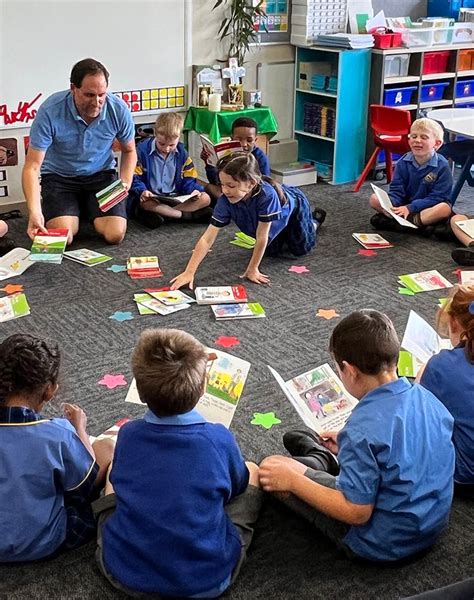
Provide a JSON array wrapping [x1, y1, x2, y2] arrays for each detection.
[[133, 287, 195, 315], [96, 179, 128, 213], [30, 228, 68, 264], [127, 256, 162, 279]]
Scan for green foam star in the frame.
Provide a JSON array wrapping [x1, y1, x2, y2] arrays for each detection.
[[251, 412, 281, 430]]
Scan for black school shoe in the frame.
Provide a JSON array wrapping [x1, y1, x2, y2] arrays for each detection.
[[312, 207, 327, 226], [181, 207, 213, 224], [283, 429, 339, 476], [451, 247, 474, 266], [0, 237, 16, 257], [370, 213, 405, 233], [135, 206, 164, 229], [433, 221, 457, 242]]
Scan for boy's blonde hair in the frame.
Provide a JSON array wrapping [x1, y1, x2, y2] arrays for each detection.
[[410, 117, 444, 143], [154, 113, 184, 139]]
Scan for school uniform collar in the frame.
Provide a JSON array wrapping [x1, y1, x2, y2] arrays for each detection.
[[358, 377, 412, 406], [403, 151, 438, 169], [144, 408, 206, 425], [150, 141, 178, 157], [0, 406, 45, 424]]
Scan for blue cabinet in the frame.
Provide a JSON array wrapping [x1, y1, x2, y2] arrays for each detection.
[[427, 0, 474, 19]]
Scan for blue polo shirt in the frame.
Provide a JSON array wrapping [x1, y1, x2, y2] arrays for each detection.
[[336, 378, 455, 561], [211, 180, 294, 243], [102, 409, 249, 597], [0, 407, 96, 562], [147, 142, 178, 194], [421, 345, 474, 485], [29, 90, 134, 177]]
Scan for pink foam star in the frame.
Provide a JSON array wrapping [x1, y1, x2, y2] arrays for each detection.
[[215, 336, 240, 348], [288, 265, 310, 274], [98, 374, 128, 390], [358, 249, 377, 257]]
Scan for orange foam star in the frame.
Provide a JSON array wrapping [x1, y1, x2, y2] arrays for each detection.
[[1, 284, 24, 294], [316, 308, 340, 320]]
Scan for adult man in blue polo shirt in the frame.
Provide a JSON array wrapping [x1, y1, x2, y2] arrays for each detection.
[[22, 58, 137, 245]]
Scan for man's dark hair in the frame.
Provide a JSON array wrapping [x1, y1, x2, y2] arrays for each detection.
[[232, 117, 258, 133], [70, 58, 109, 88], [329, 310, 400, 375]]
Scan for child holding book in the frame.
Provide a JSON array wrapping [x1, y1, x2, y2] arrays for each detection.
[[0, 333, 113, 562], [128, 112, 212, 228], [260, 310, 455, 562], [418, 285, 474, 498], [170, 152, 317, 288], [93, 328, 262, 598], [369, 118, 453, 235]]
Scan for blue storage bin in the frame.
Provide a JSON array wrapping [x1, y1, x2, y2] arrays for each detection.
[[311, 74, 327, 90], [326, 77, 338, 93], [384, 86, 417, 106], [455, 79, 474, 99], [420, 81, 450, 102]]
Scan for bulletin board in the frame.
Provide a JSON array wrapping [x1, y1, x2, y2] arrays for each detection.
[[254, 0, 291, 45], [0, 0, 188, 130]]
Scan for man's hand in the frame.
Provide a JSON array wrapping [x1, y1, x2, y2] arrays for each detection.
[[63, 403, 87, 433], [259, 456, 300, 493], [27, 212, 47, 240], [240, 267, 270, 285], [392, 205, 410, 219], [319, 431, 339, 455], [170, 270, 195, 290]]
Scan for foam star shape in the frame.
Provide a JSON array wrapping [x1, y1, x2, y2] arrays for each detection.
[[215, 335, 240, 348], [251, 412, 282, 430], [316, 308, 340, 320], [288, 265, 310, 274], [107, 264, 127, 273], [1, 284, 24, 294], [98, 374, 128, 390], [398, 287, 415, 296], [358, 249, 377, 257], [109, 311, 134, 322]]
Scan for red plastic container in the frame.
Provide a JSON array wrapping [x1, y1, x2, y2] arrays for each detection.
[[422, 51, 451, 75], [373, 31, 403, 49]]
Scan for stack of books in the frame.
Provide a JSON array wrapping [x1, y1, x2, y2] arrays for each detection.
[[133, 288, 195, 315], [64, 249, 112, 267], [315, 33, 374, 48], [96, 179, 128, 213], [30, 229, 68, 264], [0, 293, 31, 322], [127, 256, 162, 279], [352, 233, 393, 249]]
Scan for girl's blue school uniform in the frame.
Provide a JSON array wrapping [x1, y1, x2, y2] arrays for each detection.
[[211, 181, 315, 256]]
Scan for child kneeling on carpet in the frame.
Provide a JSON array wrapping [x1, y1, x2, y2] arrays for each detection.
[[171, 152, 323, 289], [369, 118, 453, 235], [418, 285, 474, 498], [0, 334, 113, 562], [260, 310, 455, 563], [93, 328, 263, 598]]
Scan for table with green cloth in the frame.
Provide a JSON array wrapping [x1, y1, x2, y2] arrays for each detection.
[[183, 106, 278, 143]]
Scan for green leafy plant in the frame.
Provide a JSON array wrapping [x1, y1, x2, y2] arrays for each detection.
[[213, 0, 266, 65]]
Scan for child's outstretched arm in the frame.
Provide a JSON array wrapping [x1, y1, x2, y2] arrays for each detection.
[[170, 224, 220, 290], [241, 221, 271, 285], [63, 403, 94, 458]]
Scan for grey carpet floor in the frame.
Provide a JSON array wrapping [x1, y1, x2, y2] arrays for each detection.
[[0, 178, 473, 599]]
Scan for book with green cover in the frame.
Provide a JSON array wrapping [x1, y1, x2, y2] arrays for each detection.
[[0, 293, 31, 322], [64, 249, 112, 266], [230, 232, 256, 249], [211, 302, 265, 320], [30, 229, 69, 264], [399, 270, 453, 294]]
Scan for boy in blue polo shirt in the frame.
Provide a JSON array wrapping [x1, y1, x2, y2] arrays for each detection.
[[93, 328, 262, 598], [369, 118, 453, 235], [260, 310, 455, 563]]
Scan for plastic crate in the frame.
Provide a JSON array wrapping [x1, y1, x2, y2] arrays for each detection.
[[455, 79, 474, 99], [311, 74, 328, 90], [373, 31, 402, 49], [422, 51, 451, 74], [326, 76, 338, 93], [384, 86, 417, 106], [384, 54, 410, 78], [420, 81, 450, 101], [459, 50, 474, 71]]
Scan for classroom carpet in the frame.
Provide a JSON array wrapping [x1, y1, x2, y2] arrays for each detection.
[[0, 179, 473, 600]]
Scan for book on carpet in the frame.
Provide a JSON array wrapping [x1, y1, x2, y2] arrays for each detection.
[[459, 270, 474, 285], [268, 363, 358, 434], [89, 418, 131, 443], [148, 190, 201, 205], [0, 292, 31, 322], [64, 249, 112, 267], [133, 293, 157, 315], [352, 233, 393, 249], [195, 285, 248, 305], [399, 270, 452, 294], [134, 292, 191, 316], [96, 179, 128, 213], [30, 228, 69, 264], [454, 218, 474, 239], [145, 289, 196, 306], [127, 256, 162, 279], [0, 248, 34, 281], [211, 302, 265, 320], [230, 232, 256, 249], [125, 348, 251, 428], [199, 135, 242, 167], [370, 184, 418, 229]]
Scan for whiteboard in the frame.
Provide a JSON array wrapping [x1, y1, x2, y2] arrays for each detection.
[[0, 0, 187, 129]]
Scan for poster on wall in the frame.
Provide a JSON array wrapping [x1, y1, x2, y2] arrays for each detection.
[[0, 139, 18, 166]]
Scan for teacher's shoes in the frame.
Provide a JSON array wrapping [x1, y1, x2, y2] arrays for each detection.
[[283, 430, 339, 476], [135, 206, 164, 229], [451, 245, 474, 266]]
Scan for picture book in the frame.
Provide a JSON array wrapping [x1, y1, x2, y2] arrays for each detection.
[[352, 233, 393, 249], [64, 249, 112, 267], [454, 218, 474, 239], [125, 348, 251, 428], [96, 179, 128, 213], [146, 289, 196, 306], [399, 270, 452, 293], [211, 302, 265, 320], [127, 256, 162, 279], [230, 231, 256, 249], [133, 293, 157, 315], [149, 190, 201, 205], [370, 184, 418, 229], [0, 292, 31, 322], [397, 350, 424, 379], [0, 248, 34, 281], [195, 285, 248, 305], [459, 270, 474, 285], [199, 135, 242, 167], [135, 294, 191, 316], [30, 228, 69, 264], [268, 363, 358, 434], [89, 418, 131, 443]]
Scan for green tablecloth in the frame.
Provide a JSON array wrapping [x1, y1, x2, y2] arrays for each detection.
[[184, 106, 278, 144]]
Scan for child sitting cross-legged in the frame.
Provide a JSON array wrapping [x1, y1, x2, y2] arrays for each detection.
[[93, 328, 263, 598], [260, 310, 456, 563], [369, 117, 453, 236]]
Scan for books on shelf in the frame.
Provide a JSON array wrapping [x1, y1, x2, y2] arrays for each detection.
[[195, 285, 248, 305], [230, 232, 256, 250], [64, 249, 112, 267], [127, 256, 162, 279], [454, 219, 474, 239], [316, 33, 374, 49], [399, 270, 452, 294], [199, 135, 242, 167], [0, 293, 31, 322], [268, 363, 358, 434], [352, 233, 393, 249], [0, 248, 34, 281], [126, 348, 251, 428], [211, 302, 265, 320], [30, 228, 69, 264], [370, 184, 418, 229], [96, 179, 128, 213]]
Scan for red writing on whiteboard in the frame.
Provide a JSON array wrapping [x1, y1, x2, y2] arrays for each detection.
[[0, 93, 42, 126]]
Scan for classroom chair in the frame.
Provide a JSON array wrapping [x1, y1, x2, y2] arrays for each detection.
[[353, 105, 412, 192]]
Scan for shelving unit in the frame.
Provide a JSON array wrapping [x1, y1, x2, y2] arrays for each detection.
[[293, 46, 371, 185]]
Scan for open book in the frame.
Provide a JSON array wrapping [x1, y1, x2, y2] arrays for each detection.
[[371, 184, 418, 229], [454, 219, 474, 239], [148, 190, 201, 205], [268, 363, 358, 434], [399, 270, 452, 294], [0, 248, 34, 281], [200, 135, 241, 167]]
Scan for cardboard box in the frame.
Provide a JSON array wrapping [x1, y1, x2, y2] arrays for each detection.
[[270, 162, 317, 186]]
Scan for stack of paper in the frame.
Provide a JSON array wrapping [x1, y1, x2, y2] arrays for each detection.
[[0, 293, 31, 322], [399, 270, 453, 294], [230, 232, 256, 250], [211, 303, 265, 320], [352, 233, 393, 249], [64, 249, 112, 267], [0, 248, 34, 281], [127, 256, 162, 279], [315, 33, 374, 48], [195, 285, 248, 305], [133, 288, 195, 315], [30, 229, 68, 264], [96, 179, 128, 213]]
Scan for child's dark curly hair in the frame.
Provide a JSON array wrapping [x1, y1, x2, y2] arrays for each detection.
[[0, 334, 60, 405]]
